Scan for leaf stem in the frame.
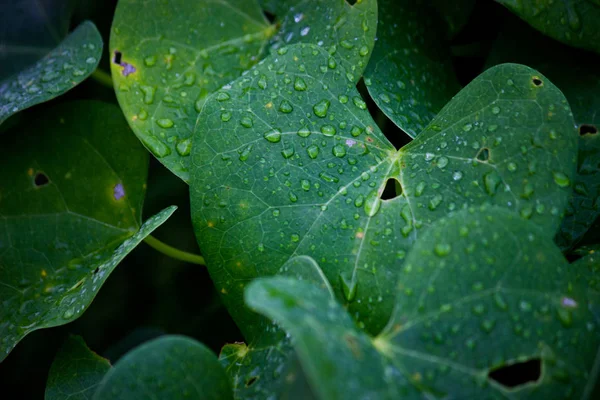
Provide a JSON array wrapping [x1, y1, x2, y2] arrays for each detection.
[[143, 235, 206, 266], [91, 68, 114, 89]]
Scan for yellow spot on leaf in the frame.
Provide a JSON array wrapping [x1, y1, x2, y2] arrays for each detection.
[[41, 269, 47, 278]]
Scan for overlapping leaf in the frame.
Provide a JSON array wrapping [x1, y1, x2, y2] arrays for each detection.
[[45, 335, 112, 400], [364, 0, 460, 137], [486, 21, 600, 250], [110, 0, 376, 181], [247, 206, 600, 399], [191, 43, 577, 341], [0, 101, 175, 361], [495, 0, 600, 54], [0, 21, 102, 125], [93, 335, 232, 400]]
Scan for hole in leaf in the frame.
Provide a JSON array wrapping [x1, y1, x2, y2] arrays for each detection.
[[245, 376, 258, 387], [476, 147, 490, 162], [92, 267, 99, 275], [113, 51, 122, 65], [263, 10, 276, 23], [345, 0, 358, 5], [532, 76, 543, 87], [381, 178, 402, 200], [34, 172, 50, 187], [579, 124, 598, 136], [488, 358, 541, 388]]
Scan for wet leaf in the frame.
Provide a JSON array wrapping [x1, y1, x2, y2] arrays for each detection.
[[495, 0, 600, 54], [247, 206, 600, 399], [219, 256, 331, 399], [486, 21, 600, 250], [0, 21, 102, 125], [0, 101, 175, 361], [190, 43, 578, 340], [364, 0, 460, 137], [45, 335, 111, 400], [93, 335, 232, 400], [0, 0, 77, 81], [110, 0, 376, 181]]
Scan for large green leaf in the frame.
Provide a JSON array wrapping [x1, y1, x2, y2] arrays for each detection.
[[110, 0, 376, 181], [364, 0, 460, 137], [0, 0, 77, 81], [495, 0, 600, 54], [0, 21, 102, 125], [486, 21, 600, 250], [219, 256, 330, 399], [0, 101, 175, 361], [190, 43, 577, 340], [45, 335, 111, 400], [93, 335, 232, 400], [247, 206, 600, 399]]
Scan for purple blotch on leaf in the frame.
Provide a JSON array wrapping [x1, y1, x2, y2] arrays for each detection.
[[113, 50, 137, 76], [114, 183, 125, 200]]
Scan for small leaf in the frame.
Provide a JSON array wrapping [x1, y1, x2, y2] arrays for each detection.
[[495, 0, 600, 54], [0, 21, 103, 125], [45, 335, 111, 400], [93, 335, 232, 400], [191, 43, 577, 339], [364, 0, 460, 137], [247, 206, 600, 398], [0, 101, 175, 361]]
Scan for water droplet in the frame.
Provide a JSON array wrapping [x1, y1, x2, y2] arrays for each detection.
[[144, 55, 157, 66], [332, 144, 346, 158], [352, 97, 367, 110], [552, 171, 570, 187], [279, 100, 293, 113], [140, 85, 156, 104], [62, 309, 75, 319], [452, 171, 463, 181], [281, 147, 295, 159], [176, 138, 192, 156], [463, 123, 473, 132], [239, 145, 253, 161], [321, 125, 336, 136], [437, 157, 448, 169], [258, 75, 267, 89], [313, 99, 330, 118], [507, 162, 517, 172], [415, 182, 426, 197], [85, 56, 97, 64], [294, 77, 307, 91], [434, 243, 451, 256], [264, 129, 282, 143], [220, 112, 232, 122], [556, 307, 573, 327], [339, 272, 357, 302], [301, 180, 310, 191], [483, 171, 502, 195], [307, 145, 319, 159], [240, 116, 253, 128], [359, 46, 369, 56], [297, 127, 311, 138], [364, 190, 381, 216], [289, 192, 298, 202], [156, 118, 174, 128], [480, 320, 495, 333], [491, 106, 500, 114], [141, 133, 171, 158], [429, 194, 443, 210], [272, 209, 280, 217], [216, 92, 230, 102]]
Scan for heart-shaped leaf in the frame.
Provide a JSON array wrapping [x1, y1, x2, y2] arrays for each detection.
[[0, 101, 175, 361], [246, 206, 600, 399], [0, 21, 102, 125], [486, 20, 600, 250], [93, 335, 232, 400], [364, 0, 460, 137], [45, 335, 111, 400], [190, 43, 577, 340], [110, 0, 376, 181], [495, 0, 600, 54]]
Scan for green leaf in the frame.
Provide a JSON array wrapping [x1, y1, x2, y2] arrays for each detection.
[[0, 21, 103, 125], [0, 0, 77, 81], [110, 0, 376, 182], [93, 335, 232, 400], [45, 335, 111, 400], [495, 0, 600, 54], [364, 0, 460, 137], [219, 255, 331, 399], [246, 206, 600, 399], [0, 100, 175, 361], [486, 21, 600, 250], [190, 43, 577, 339]]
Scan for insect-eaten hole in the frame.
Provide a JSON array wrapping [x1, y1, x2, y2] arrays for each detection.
[[113, 51, 122, 65], [34, 172, 50, 187], [345, 0, 358, 5], [488, 358, 541, 388], [531, 76, 543, 87], [476, 147, 490, 162], [381, 178, 402, 200], [579, 124, 598, 136], [245, 376, 259, 388], [262, 10, 276, 23]]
